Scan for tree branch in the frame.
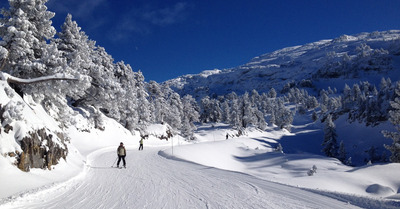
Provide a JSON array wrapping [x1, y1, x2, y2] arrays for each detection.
[[5, 73, 79, 85]]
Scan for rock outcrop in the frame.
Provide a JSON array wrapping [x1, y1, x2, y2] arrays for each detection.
[[17, 128, 68, 172]]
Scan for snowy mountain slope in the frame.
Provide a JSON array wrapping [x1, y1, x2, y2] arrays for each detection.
[[165, 30, 400, 98]]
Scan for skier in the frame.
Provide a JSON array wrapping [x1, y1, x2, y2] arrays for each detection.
[[139, 136, 144, 151], [117, 142, 126, 168]]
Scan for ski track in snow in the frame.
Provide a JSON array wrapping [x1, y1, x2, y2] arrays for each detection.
[[0, 148, 360, 209]]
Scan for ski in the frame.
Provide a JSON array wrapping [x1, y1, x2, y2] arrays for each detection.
[[113, 166, 126, 169]]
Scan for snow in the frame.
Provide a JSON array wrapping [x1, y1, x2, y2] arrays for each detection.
[[1, 92, 400, 208], [2, 73, 78, 85], [169, 124, 400, 202], [0, 146, 362, 209]]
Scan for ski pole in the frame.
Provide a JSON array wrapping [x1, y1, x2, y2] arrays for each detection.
[[111, 156, 118, 167]]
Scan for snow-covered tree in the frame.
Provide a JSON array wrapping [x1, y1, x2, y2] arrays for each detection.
[[200, 96, 222, 123], [268, 88, 277, 98], [147, 81, 169, 124], [113, 61, 138, 131], [55, 14, 92, 99], [165, 92, 183, 130], [221, 100, 230, 123], [273, 98, 293, 130], [180, 94, 200, 139], [260, 93, 274, 115], [322, 114, 338, 158], [57, 14, 94, 74], [382, 82, 400, 163], [0, 0, 56, 78], [338, 140, 346, 163], [240, 92, 254, 128], [311, 111, 318, 122], [134, 70, 151, 131], [85, 46, 121, 120], [307, 165, 317, 176], [226, 92, 241, 129], [250, 89, 260, 107], [342, 84, 352, 111]]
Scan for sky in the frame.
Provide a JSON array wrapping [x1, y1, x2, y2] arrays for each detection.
[[1, 0, 400, 82]]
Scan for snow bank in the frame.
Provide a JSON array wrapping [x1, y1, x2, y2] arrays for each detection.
[[163, 123, 400, 200], [0, 79, 137, 199]]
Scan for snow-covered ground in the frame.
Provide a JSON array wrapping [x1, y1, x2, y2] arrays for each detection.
[[1, 121, 400, 208], [171, 124, 400, 204], [0, 146, 364, 209]]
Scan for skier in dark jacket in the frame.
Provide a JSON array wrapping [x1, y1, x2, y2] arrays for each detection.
[[117, 142, 126, 168], [138, 136, 144, 150]]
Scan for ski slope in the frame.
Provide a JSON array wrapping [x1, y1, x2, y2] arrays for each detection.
[[0, 147, 359, 209]]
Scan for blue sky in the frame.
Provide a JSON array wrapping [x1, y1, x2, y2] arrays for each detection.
[[2, 0, 400, 82]]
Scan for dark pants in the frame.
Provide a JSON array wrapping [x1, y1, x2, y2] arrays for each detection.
[[139, 144, 143, 150], [117, 155, 126, 167]]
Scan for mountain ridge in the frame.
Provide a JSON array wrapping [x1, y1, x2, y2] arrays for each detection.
[[165, 30, 400, 98]]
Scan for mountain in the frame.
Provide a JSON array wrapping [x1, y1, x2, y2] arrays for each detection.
[[165, 30, 400, 98]]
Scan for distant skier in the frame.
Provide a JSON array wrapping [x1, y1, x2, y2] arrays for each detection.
[[117, 142, 126, 168], [139, 136, 144, 151], [226, 133, 229, 140]]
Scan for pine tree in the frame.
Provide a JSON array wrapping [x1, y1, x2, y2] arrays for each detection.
[[86, 46, 122, 120], [240, 92, 254, 128], [0, 0, 87, 126], [147, 81, 169, 124], [338, 140, 346, 163], [200, 96, 212, 123], [135, 70, 151, 131], [342, 84, 352, 111], [228, 92, 241, 129], [113, 61, 139, 131], [311, 111, 318, 122], [268, 88, 277, 98], [165, 92, 182, 130], [57, 14, 93, 72], [56, 14, 93, 100], [0, 0, 56, 78], [221, 100, 231, 123], [181, 95, 200, 139], [273, 98, 293, 130], [250, 89, 260, 107], [322, 114, 339, 158], [382, 82, 400, 163], [254, 109, 267, 130]]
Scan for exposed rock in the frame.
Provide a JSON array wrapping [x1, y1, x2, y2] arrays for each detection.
[[159, 130, 173, 141], [4, 124, 13, 133], [17, 128, 68, 172]]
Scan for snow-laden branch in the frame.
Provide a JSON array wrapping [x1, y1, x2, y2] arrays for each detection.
[[1, 72, 79, 85]]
